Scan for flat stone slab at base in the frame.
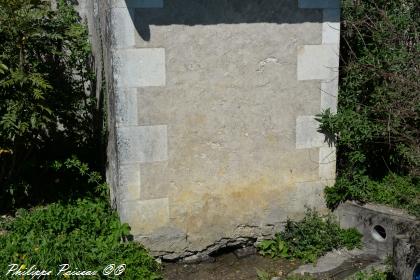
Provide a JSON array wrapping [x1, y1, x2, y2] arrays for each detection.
[[290, 249, 379, 280], [233, 246, 257, 259]]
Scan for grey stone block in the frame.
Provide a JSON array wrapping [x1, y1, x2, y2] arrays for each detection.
[[321, 79, 339, 113], [296, 115, 328, 149], [182, 254, 216, 264], [319, 146, 336, 181], [115, 88, 138, 126], [110, 8, 136, 48], [118, 163, 141, 201], [233, 246, 257, 259], [322, 9, 341, 44], [291, 249, 379, 279], [393, 233, 420, 280], [118, 125, 168, 164], [297, 44, 339, 81], [113, 48, 166, 88], [335, 201, 419, 259]]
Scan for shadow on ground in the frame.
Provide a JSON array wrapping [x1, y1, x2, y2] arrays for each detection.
[[163, 252, 300, 280]]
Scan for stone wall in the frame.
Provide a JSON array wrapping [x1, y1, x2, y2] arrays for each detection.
[[84, 0, 341, 260]]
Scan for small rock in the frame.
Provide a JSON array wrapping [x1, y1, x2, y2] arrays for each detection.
[[233, 246, 257, 259], [182, 254, 215, 264]]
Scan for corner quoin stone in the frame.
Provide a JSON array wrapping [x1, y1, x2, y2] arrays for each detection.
[[296, 115, 328, 149], [113, 48, 166, 88], [297, 44, 339, 81], [117, 125, 168, 164]]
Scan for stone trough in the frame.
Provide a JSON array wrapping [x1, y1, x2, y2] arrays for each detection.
[[290, 201, 419, 279]]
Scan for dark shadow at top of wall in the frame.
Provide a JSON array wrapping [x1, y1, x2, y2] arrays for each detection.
[[126, 0, 326, 41]]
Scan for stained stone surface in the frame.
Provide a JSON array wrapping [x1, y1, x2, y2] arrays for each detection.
[[82, 0, 341, 259]]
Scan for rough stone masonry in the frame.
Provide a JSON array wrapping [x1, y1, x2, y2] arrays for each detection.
[[81, 0, 341, 260]]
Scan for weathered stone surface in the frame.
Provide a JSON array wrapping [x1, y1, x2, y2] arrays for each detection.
[[335, 201, 419, 259], [291, 249, 380, 280], [115, 88, 138, 126], [393, 233, 420, 280], [117, 125, 168, 164], [297, 44, 339, 80], [110, 8, 136, 48], [83, 0, 341, 258], [119, 198, 170, 235], [296, 116, 329, 149], [322, 9, 341, 44], [319, 146, 336, 181], [321, 79, 339, 113], [118, 163, 141, 201], [113, 48, 166, 88]]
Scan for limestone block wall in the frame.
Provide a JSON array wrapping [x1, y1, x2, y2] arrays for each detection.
[[86, 0, 341, 260]]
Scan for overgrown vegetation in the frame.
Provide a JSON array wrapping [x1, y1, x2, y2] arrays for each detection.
[[0, 0, 102, 211], [317, 0, 420, 215], [0, 158, 162, 279], [350, 269, 394, 280], [258, 209, 362, 263], [0, 1, 162, 278]]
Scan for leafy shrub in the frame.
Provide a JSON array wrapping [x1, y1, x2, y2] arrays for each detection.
[[317, 0, 419, 213], [0, 0, 100, 211], [258, 209, 362, 263], [0, 158, 161, 279], [0, 198, 162, 279], [325, 174, 420, 217]]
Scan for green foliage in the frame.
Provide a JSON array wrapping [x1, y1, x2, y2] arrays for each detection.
[[0, 159, 162, 279], [51, 156, 109, 199], [350, 269, 394, 280], [318, 0, 419, 213], [258, 209, 362, 263], [0, 0, 98, 211], [0, 199, 162, 279], [325, 173, 420, 216]]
